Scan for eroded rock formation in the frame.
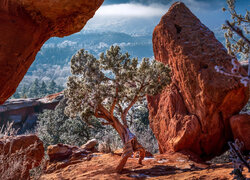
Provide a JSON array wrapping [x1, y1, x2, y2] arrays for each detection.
[[46, 142, 97, 173], [0, 92, 63, 134], [148, 2, 249, 159], [230, 114, 250, 151], [0, 134, 44, 179], [0, 0, 103, 104], [47, 142, 96, 163]]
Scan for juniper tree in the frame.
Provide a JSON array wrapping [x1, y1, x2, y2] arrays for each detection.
[[222, 0, 249, 76], [64, 45, 171, 172], [215, 0, 249, 88], [222, 0, 249, 59]]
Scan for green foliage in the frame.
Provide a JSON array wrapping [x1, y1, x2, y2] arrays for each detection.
[[64, 45, 171, 125], [20, 85, 28, 98], [40, 81, 48, 97], [28, 79, 40, 98], [222, 0, 249, 60], [47, 80, 58, 94], [36, 99, 102, 148], [11, 79, 64, 99]]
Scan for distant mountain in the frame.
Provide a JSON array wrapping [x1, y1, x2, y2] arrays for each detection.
[[31, 29, 225, 71], [29, 32, 153, 73], [23, 28, 225, 88]]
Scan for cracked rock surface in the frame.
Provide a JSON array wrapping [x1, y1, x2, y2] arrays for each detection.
[[147, 2, 249, 159]]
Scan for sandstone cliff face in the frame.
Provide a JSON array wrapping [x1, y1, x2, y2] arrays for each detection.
[[148, 2, 249, 159], [0, 92, 63, 134], [0, 0, 103, 104]]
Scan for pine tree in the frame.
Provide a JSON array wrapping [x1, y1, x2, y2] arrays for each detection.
[[40, 81, 48, 97], [64, 45, 171, 172], [20, 85, 28, 98], [47, 80, 57, 94], [28, 79, 40, 98]]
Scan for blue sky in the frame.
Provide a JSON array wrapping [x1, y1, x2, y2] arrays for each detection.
[[82, 0, 248, 35]]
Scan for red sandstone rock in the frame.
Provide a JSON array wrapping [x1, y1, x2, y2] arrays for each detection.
[[230, 114, 250, 151], [46, 143, 96, 173], [81, 139, 97, 151], [114, 148, 154, 158], [0, 134, 44, 179], [47, 143, 89, 162], [0, 0, 103, 104], [0, 92, 63, 133], [148, 2, 249, 159]]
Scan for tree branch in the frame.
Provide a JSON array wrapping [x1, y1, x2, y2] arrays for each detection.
[[226, 20, 250, 45], [101, 122, 114, 126], [121, 81, 148, 127], [98, 104, 113, 121], [110, 87, 118, 119], [118, 102, 123, 114], [94, 108, 110, 121], [121, 95, 138, 128]]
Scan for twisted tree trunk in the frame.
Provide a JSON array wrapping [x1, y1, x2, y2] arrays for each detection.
[[111, 117, 145, 173], [95, 104, 145, 173]]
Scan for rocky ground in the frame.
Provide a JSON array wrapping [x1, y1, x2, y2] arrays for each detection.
[[40, 152, 250, 180]]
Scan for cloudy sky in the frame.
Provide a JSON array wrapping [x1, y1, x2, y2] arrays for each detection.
[[82, 0, 248, 35]]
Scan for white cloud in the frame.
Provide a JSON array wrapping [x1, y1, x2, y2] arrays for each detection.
[[97, 42, 109, 49], [95, 3, 168, 18], [57, 40, 77, 48]]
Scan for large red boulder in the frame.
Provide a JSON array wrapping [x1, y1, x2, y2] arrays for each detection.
[[0, 134, 44, 179], [148, 2, 249, 159], [230, 114, 250, 151], [0, 0, 103, 104]]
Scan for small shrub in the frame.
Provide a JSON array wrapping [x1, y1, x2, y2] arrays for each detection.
[[36, 99, 102, 149], [0, 122, 18, 138], [207, 151, 231, 164], [96, 125, 123, 152], [29, 157, 47, 180], [0, 123, 43, 180]]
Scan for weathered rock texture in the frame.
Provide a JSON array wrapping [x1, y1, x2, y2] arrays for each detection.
[[0, 92, 63, 134], [46, 143, 97, 173], [0, 134, 44, 179], [47, 143, 93, 163], [230, 114, 250, 151], [148, 2, 249, 159], [81, 139, 97, 151], [0, 0, 103, 104]]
